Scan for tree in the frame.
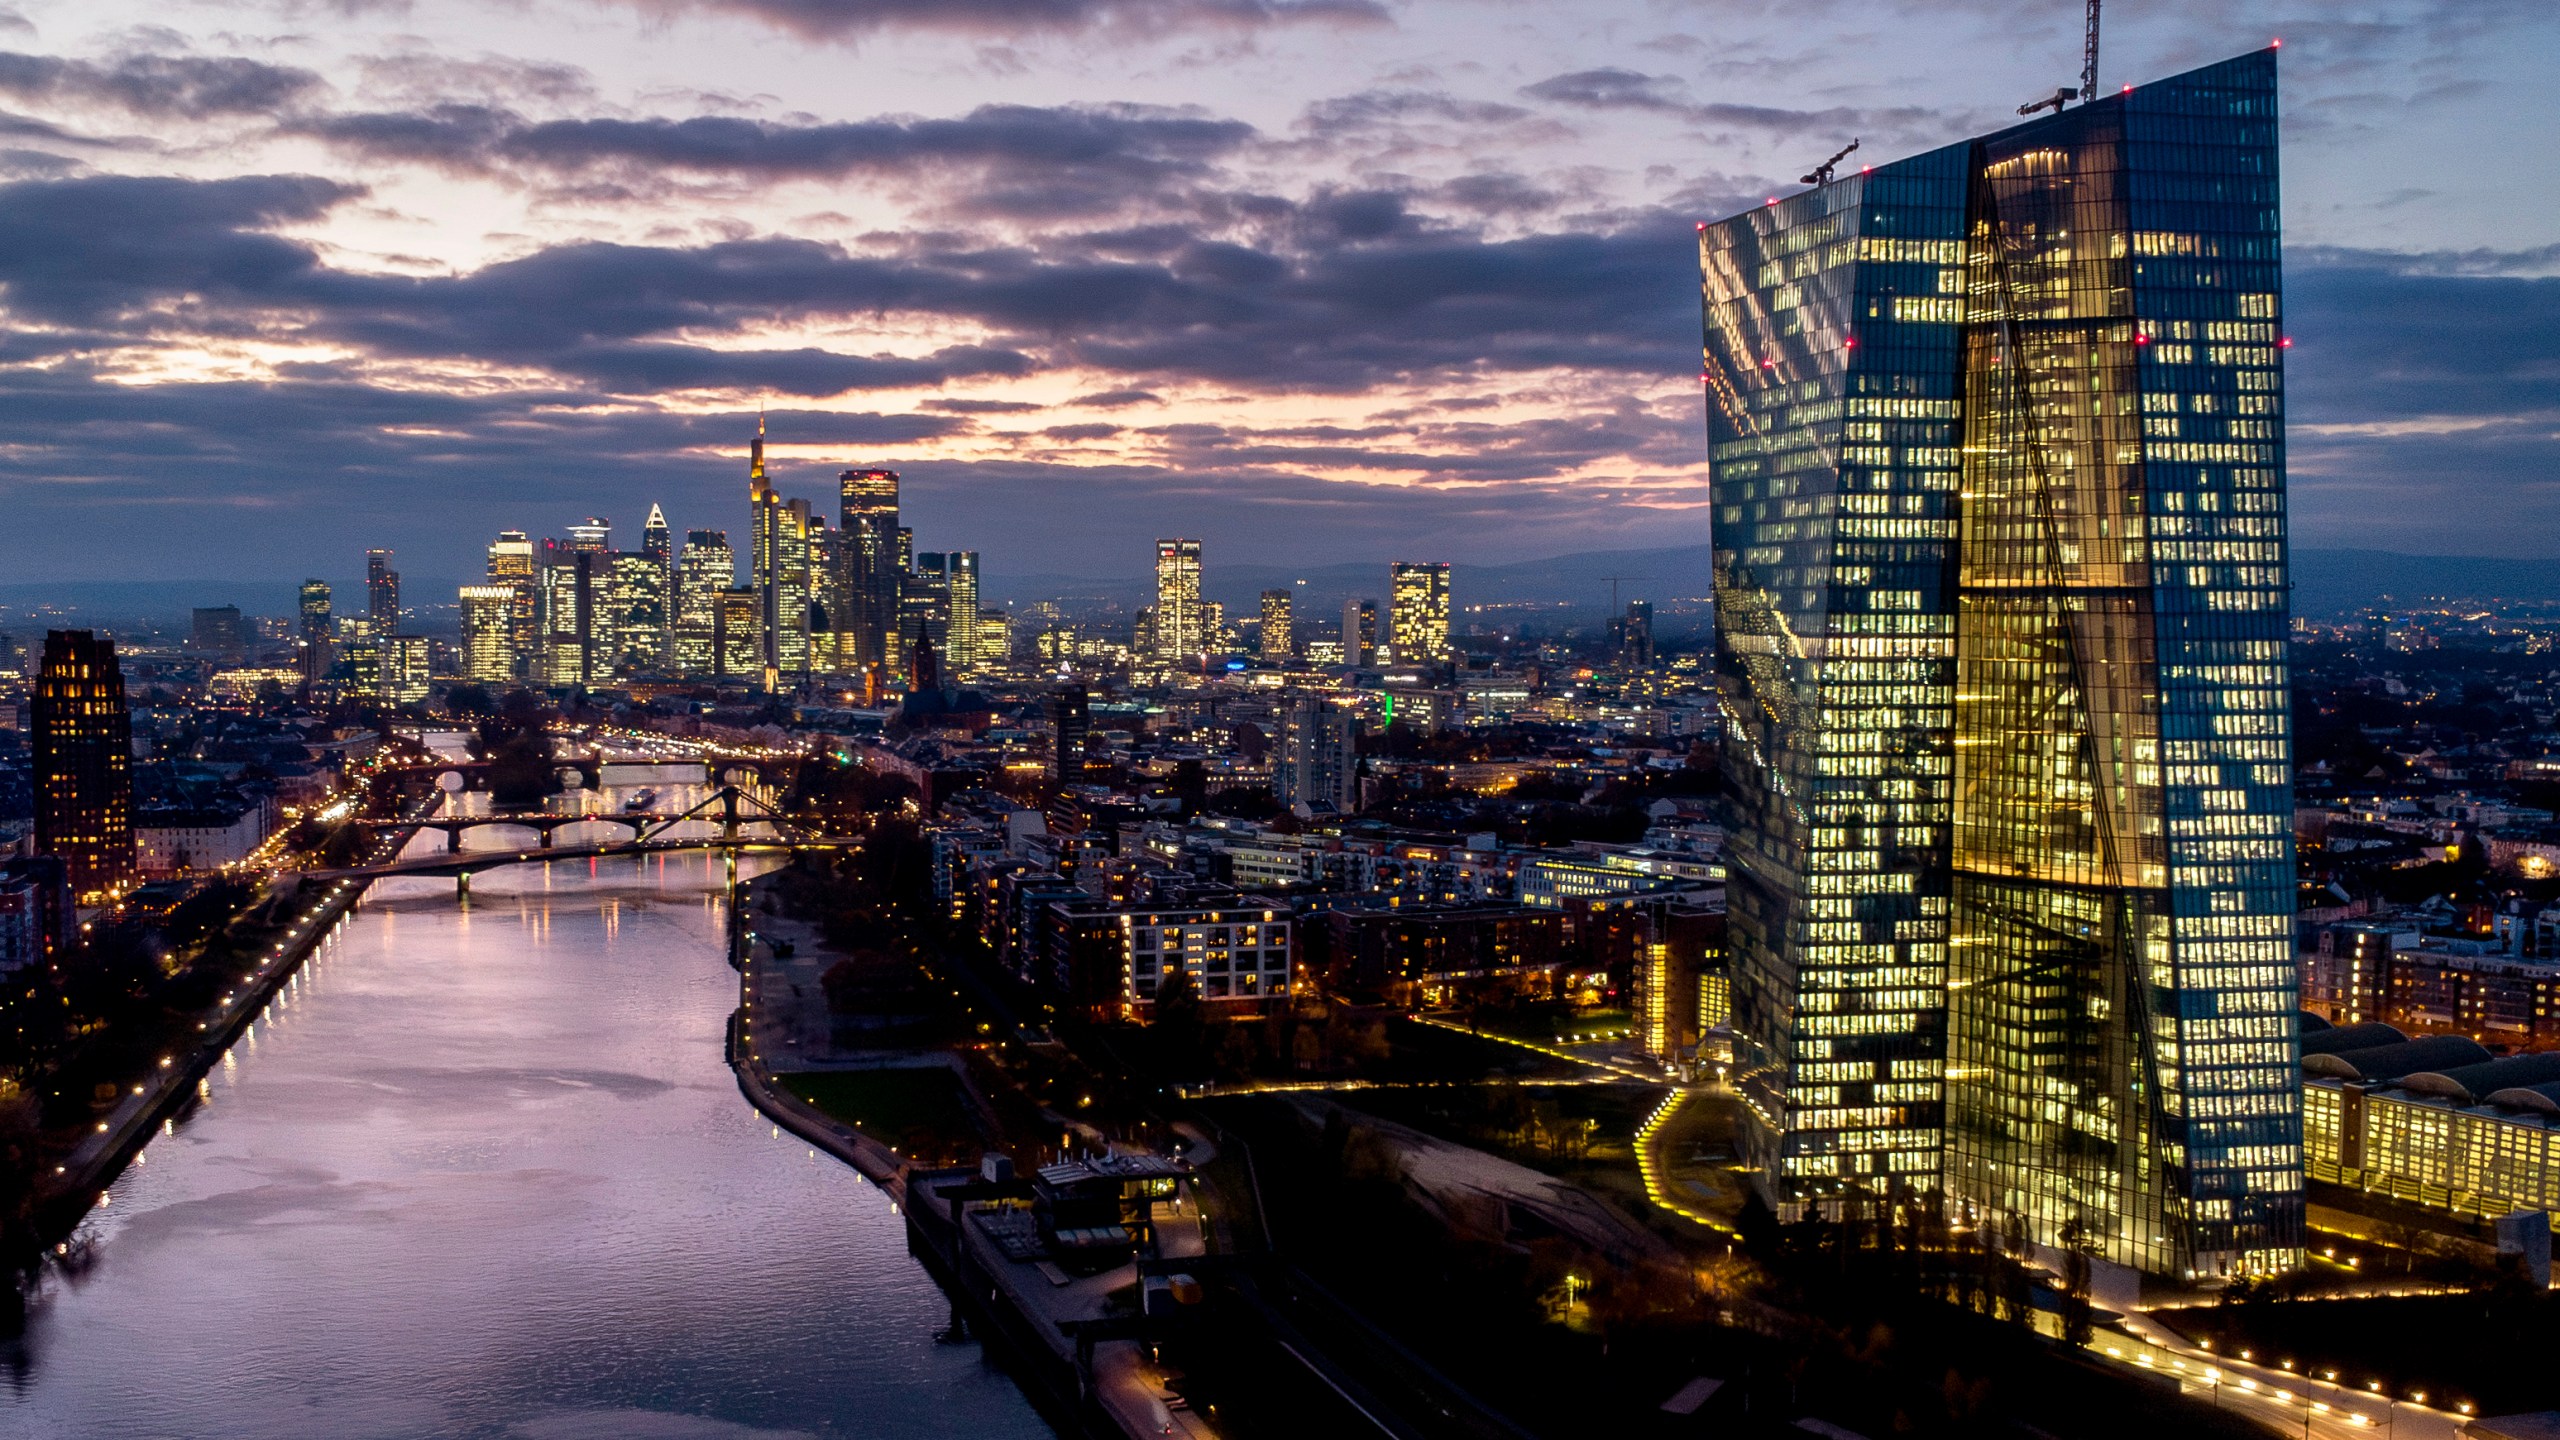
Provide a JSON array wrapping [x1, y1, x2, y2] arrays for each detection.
[[1152, 967, 1206, 1065], [2057, 1215, 2095, 1346]]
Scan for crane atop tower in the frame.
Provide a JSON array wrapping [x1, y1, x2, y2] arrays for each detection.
[[2019, 0, 2102, 115], [1799, 138, 1861, 187]]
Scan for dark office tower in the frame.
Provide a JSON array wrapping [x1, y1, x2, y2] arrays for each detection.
[[1699, 50, 2297, 1281], [1046, 686, 1091, 783], [190, 605, 247, 658], [1340, 598, 1378, 667], [32, 630, 135, 901], [903, 554, 956, 671], [1618, 600, 1654, 670], [537, 538, 607, 686], [366, 549, 401, 632], [838, 467, 902, 675]]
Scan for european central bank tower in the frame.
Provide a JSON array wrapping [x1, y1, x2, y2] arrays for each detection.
[[1699, 50, 2299, 1280]]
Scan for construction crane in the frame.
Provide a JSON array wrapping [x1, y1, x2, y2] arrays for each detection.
[[1600, 575, 1646, 616], [2018, 0, 2102, 115], [1799, 138, 1860, 187]]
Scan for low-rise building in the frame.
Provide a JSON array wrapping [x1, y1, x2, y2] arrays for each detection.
[[134, 797, 275, 875], [2303, 1024, 2560, 1219], [1309, 900, 1564, 1002], [0, 856, 74, 977]]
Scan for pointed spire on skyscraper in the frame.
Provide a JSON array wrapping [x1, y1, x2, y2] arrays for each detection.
[[749, 408, 772, 500], [642, 503, 672, 565]]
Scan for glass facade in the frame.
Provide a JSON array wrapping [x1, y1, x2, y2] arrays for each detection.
[[1701, 139, 1969, 1203], [1700, 48, 2300, 1278]]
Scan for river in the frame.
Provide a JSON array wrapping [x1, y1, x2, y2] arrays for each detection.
[[4, 762, 1054, 1440]]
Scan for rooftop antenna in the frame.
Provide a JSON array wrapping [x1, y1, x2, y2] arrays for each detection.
[[2020, 0, 2102, 115], [1799, 138, 1860, 187]]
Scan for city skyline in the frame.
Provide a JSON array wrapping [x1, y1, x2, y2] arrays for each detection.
[[0, 1, 2550, 585], [5, 14, 2560, 1432]]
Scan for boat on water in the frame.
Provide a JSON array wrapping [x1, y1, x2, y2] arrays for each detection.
[[623, 787, 658, 813]]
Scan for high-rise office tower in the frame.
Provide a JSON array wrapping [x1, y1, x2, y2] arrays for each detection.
[[642, 503, 672, 570], [367, 634, 431, 705], [606, 552, 671, 673], [838, 467, 902, 677], [1618, 599, 1655, 671], [1153, 539, 1203, 661], [1388, 562, 1452, 664], [458, 585, 518, 683], [567, 517, 611, 553], [977, 611, 1010, 669], [32, 630, 135, 901], [537, 538, 601, 686], [674, 530, 735, 676], [1274, 696, 1358, 815], [1260, 589, 1293, 663], [716, 588, 761, 679], [366, 549, 400, 633], [805, 516, 846, 674], [488, 531, 537, 674], [298, 579, 333, 687], [1699, 49, 2297, 1279], [902, 555, 955, 671], [1340, 598, 1377, 667], [943, 551, 979, 673], [1047, 686, 1091, 782], [748, 421, 811, 682], [298, 579, 332, 643]]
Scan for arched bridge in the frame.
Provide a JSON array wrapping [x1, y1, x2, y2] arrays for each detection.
[[353, 810, 767, 851], [369, 751, 802, 793], [304, 833, 859, 897], [314, 785, 856, 894]]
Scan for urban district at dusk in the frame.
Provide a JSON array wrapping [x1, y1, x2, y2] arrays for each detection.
[[3, 2, 2559, 1438]]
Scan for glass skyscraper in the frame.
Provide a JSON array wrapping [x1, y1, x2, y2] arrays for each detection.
[[1699, 49, 2299, 1279]]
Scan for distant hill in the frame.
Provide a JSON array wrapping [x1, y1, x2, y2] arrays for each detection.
[[2288, 549, 2560, 618], [990, 545, 2548, 624], [985, 545, 1717, 621]]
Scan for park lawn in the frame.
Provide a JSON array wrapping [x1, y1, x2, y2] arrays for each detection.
[[1377, 1016, 1587, 1082], [775, 1067, 983, 1162], [1459, 1006, 1637, 1048]]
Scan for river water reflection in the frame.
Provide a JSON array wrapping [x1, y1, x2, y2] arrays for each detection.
[[6, 768, 1053, 1440]]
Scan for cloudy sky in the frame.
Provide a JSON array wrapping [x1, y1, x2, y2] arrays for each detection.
[[0, 0, 2553, 585]]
